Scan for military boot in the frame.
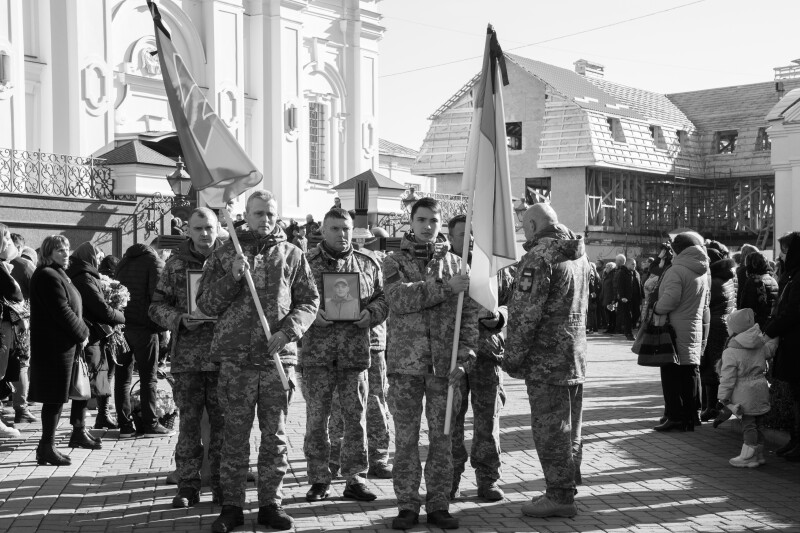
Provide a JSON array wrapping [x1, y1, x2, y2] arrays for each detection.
[[211, 505, 244, 533]]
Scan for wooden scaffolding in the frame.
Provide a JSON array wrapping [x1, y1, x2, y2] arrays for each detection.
[[586, 168, 774, 246]]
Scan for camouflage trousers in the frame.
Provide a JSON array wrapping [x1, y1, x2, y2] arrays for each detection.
[[525, 380, 583, 504], [452, 357, 505, 485], [388, 373, 461, 514], [329, 350, 391, 469], [217, 360, 295, 507], [173, 370, 224, 494], [302, 365, 368, 485]]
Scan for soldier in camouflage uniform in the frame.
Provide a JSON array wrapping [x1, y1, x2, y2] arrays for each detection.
[[149, 207, 223, 509], [197, 191, 319, 533], [447, 215, 514, 502], [383, 197, 478, 530], [329, 254, 393, 479], [503, 204, 590, 518], [301, 208, 388, 503]]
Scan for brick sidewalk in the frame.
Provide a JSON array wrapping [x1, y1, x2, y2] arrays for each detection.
[[1, 334, 799, 532]]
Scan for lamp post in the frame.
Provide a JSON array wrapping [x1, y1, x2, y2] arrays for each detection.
[[166, 157, 192, 209]]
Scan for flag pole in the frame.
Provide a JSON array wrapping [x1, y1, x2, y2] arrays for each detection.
[[443, 189, 476, 436], [220, 208, 291, 391]]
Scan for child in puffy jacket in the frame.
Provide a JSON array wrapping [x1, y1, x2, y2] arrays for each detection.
[[714, 308, 778, 467]]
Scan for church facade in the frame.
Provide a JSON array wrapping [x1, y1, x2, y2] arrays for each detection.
[[0, 0, 383, 252]]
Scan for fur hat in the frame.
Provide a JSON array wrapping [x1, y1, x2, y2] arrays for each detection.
[[672, 231, 704, 255], [726, 308, 755, 336]]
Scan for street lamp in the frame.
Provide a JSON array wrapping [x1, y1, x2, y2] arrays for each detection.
[[166, 157, 192, 208]]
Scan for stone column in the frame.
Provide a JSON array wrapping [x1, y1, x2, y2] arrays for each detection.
[[0, 0, 26, 150]]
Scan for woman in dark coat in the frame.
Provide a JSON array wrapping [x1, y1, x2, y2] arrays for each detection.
[[66, 242, 125, 447], [29, 235, 90, 466], [738, 252, 779, 329], [699, 242, 737, 421], [765, 232, 800, 461], [0, 223, 24, 439]]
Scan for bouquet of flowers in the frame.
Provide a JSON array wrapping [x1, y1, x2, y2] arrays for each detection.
[[130, 374, 178, 429], [99, 275, 131, 365], [100, 275, 131, 310]]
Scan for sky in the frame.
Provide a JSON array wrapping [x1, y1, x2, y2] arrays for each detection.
[[378, 0, 800, 151]]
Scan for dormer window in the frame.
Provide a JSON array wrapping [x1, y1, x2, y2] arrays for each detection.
[[715, 130, 737, 154], [756, 127, 771, 151], [677, 130, 688, 147], [649, 125, 667, 150], [606, 117, 626, 143]]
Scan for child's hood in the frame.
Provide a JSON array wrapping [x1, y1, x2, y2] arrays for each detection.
[[730, 323, 764, 350]]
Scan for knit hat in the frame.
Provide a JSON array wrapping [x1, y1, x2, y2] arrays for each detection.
[[671, 231, 704, 255], [726, 308, 755, 336]]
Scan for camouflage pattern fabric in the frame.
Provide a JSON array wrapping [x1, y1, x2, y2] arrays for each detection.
[[503, 224, 590, 384], [388, 373, 460, 514], [451, 266, 515, 485], [149, 238, 221, 372], [302, 366, 368, 484], [526, 381, 583, 504], [217, 360, 295, 507], [383, 234, 478, 377], [329, 349, 392, 469], [173, 371, 224, 494], [302, 243, 387, 370], [451, 358, 505, 485], [196, 228, 319, 368]]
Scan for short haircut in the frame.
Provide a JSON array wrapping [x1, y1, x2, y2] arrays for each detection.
[[10, 233, 24, 247], [410, 197, 441, 220], [447, 214, 467, 233], [323, 208, 352, 224], [246, 190, 276, 212], [189, 207, 218, 224], [38, 235, 70, 267]]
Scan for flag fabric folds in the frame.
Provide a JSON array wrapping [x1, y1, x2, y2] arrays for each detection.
[[460, 26, 518, 313], [148, 0, 262, 203]]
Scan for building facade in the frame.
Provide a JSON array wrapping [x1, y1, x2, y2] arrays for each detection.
[[0, 0, 384, 253], [414, 54, 795, 259]]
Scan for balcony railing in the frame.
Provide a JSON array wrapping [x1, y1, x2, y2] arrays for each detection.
[[0, 147, 131, 201]]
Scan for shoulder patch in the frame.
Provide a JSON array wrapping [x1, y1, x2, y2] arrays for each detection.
[[383, 260, 401, 284], [518, 267, 534, 293]]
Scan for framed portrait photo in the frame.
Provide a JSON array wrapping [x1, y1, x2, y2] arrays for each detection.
[[186, 269, 217, 322], [322, 272, 361, 322]]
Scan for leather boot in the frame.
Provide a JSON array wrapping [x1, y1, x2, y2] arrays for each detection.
[[94, 397, 118, 430], [69, 426, 102, 450]]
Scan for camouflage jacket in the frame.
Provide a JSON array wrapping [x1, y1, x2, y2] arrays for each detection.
[[474, 264, 517, 367], [383, 234, 478, 377], [149, 238, 221, 373], [363, 248, 387, 352], [301, 243, 388, 369], [503, 224, 590, 385], [196, 227, 319, 368]]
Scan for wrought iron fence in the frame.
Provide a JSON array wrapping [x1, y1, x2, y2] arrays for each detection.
[[0, 147, 129, 201]]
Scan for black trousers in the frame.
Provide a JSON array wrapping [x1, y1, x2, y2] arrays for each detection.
[[660, 363, 699, 423]]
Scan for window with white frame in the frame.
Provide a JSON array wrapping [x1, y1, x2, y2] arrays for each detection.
[[309, 102, 327, 181]]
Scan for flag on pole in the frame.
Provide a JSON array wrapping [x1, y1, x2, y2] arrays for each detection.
[[147, 0, 261, 203], [460, 26, 518, 312]]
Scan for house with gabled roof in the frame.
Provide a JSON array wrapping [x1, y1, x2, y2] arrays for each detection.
[[414, 53, 796, 257]]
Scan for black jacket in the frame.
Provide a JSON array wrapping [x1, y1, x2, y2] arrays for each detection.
[[766, 232, 800, 382], [116, 244, 165, 332], [28, 264, 90, 403], [66, 256, 125, 341]]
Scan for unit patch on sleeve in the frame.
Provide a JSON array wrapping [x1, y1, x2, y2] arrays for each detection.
[[518, 268, 534, 293]]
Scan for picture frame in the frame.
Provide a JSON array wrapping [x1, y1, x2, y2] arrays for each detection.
[[186, 269, 217, 322], [322, 272, 361, 322]]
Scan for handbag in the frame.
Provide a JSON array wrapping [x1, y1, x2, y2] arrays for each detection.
[[69, 347, 92, 400], [631, 318, 679, 366]]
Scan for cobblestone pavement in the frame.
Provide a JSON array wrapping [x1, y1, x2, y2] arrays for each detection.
[[1, 334, 799, 532]]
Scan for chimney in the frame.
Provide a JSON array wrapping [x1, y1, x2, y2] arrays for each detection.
[[574, 59, 605, 79]]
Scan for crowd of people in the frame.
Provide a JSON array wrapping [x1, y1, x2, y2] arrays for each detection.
[[0, 192, 798, 532]]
